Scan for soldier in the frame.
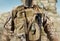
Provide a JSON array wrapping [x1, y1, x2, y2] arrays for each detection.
[[2, 0, 58, 41]]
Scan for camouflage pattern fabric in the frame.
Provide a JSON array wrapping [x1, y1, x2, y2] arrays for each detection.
[[2, 5, 58, 41]]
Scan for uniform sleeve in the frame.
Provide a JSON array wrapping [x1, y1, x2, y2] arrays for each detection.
[[11, 9, 17, 32], [43, 15, 59, 41], [2, 15, 12, 41], [2, 9, 17, 41]]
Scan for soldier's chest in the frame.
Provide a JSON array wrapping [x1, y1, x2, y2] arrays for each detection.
[[14, 8, 43, 25], [16, 9, 36, 22], [14, 9, 35, 27], [25, 9, 35, 22]]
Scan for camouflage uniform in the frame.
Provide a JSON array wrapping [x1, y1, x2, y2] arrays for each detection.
[[2, 0, 58, 41]]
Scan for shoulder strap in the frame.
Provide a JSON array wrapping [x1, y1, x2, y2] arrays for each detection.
[[4, 16, 12, 28]]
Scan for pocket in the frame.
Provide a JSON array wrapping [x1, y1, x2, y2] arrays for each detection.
[[14, 18, 26, 34], [29, 22, 40, 40]]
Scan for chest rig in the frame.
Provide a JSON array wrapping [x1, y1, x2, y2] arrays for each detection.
[[12, 5, 43, 41]]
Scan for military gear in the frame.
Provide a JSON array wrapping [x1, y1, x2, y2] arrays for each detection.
[[2, 0, 58, 41], [13, 7, 41, 41]]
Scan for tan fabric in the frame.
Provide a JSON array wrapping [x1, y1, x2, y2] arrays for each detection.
[[2, 5, 58, 41]]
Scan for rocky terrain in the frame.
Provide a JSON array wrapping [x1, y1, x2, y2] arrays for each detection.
[[0, 12, 60, 41]]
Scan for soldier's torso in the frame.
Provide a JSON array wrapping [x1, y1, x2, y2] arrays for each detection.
[[13, 5, 43, 41], [3, 4, 58, 41]]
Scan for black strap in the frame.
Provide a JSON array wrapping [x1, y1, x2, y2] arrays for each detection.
[[35, 13, 42, 41], [4, 16, 12, 27]]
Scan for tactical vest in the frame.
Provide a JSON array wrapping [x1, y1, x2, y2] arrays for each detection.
[[11, 5, 43, 41], [3, 5, 58, 41]]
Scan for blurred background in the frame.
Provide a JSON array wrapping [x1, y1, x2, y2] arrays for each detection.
[[0, 0, 60, 15]]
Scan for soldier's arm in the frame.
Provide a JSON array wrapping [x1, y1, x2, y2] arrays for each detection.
[[2, 9, 17, 41], [11, 9, 17, 32], [11, 5, 24, 32], [3, 8, 17, 33], [2, 15, 12, 41], [43, 15, 58, 41]]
